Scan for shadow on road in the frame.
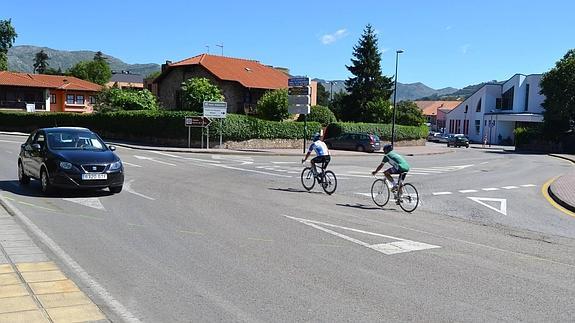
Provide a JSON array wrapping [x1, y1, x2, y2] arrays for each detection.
[[268, 187, 324, 195], [336, 203, 394, 211], [0, 180, 113, 199]]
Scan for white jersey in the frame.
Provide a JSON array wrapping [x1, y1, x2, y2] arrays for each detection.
[[308, 140, 329, 156]]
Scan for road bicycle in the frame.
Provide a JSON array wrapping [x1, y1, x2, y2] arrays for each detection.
[[301, 161, 337, 195], [370, 173, 419, 212]]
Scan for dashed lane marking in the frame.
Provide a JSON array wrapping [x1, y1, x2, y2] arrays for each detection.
[[482, 188, 500, 191], [459, 189, 478, 193], [502, 186, 519, 190], [433, 184, 536, 196], [134, 155, 176, 166], [521, 184, 537, 187], [122, 162, 142, 168], [432, 192, 453, 196]]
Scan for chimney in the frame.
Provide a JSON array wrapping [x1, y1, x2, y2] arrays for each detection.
[[161, 60, 172, 72]]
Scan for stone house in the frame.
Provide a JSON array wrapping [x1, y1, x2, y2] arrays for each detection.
[[153, 54, 291, 113]]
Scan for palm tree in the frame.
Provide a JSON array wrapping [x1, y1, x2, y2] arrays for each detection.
[[33, 50, 49, 74]]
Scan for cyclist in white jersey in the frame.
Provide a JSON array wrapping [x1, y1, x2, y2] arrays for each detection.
[[302, 133, 331, 176]]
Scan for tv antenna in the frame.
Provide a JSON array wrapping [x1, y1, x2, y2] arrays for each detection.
[[205, 45, 210, 54], [216, 43, 223, 56]]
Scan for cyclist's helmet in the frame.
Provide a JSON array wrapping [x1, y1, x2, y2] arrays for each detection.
[[383, 144, 393, 154], [311, 133, 321, 141]]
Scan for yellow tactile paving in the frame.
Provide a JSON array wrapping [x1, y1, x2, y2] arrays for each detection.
[[29, 279, 80, 295], [21, 270, 67, 283], [0, 309, 49, 322], [0, 273, 21, 286], [0, 284, 29, 299], [0, 295, 38, 314], [16, 262, 58, 273], [36, 291, 92, 309], [0, 264, 14, 274], [46, 304, 106, 323]]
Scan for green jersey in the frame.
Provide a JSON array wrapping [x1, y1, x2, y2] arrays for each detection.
[[382, 151, 410, 172]]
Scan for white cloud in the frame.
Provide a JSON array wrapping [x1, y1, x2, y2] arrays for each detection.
[[321, 29, 349, 45], [460, 44, 471, 54]]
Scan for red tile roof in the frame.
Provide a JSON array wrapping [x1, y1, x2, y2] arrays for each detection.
[[414, 100, 461, 116], [168, 54, 289, 89], [0, 71, 101, 92]]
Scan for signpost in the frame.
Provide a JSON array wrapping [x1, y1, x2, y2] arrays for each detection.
[[203, 101, 228, 149], [185, 116, 212, 148], [288, 77, 311, 153]]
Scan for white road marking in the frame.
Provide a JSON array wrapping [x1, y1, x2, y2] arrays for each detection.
[[482, 188, 500, 191], [4, 150, 13, 154], [468, 197, 507, 215], [521, 184, 536, 187], [432, 192, 453, 195], [212, 164, 292, 178], [122, 162, 142, 168], [134, 155, 177, 166], [355, 192, 372, 197], [0, 196, 142, 322], [271, 161, 299, 164], [211, 155, 252, 164], [502, 186, 519, 190], [150, 151, 220, 164], [459, 189, 478, 193], [283, 215, 440, 255], [63, 198, 106, 211], [124, 180, 155, 200], [0, 139, 21, 143]]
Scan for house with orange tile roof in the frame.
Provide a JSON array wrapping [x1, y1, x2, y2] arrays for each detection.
[[0, 71, 101, 113], [153, 54, 304, 113], [414, 100, 461, 132]]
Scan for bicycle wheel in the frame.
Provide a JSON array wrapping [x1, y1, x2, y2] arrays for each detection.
[[321, 170, 337, 195], [371, 179, 390, 207], [301, 167, 316, 191], [398, 183, 419, 212]]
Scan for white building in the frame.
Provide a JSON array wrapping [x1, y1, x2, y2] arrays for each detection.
[[445, 74, 545, 144]]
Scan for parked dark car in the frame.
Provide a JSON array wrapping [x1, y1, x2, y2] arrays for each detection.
[[324, 132, 381, 152], [18, 127, 124, 194], [446, 134, 470, 148], [427, 132, 442, 142]]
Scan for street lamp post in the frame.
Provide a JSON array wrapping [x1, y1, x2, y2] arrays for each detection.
[[391, 49, 404, 147]]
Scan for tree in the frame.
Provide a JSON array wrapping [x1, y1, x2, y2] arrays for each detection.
[[145, 71, 161, 80], [316, 83, 330, 107], [0, 19, 17, 71], [343, 24, 394, 121], [297, 105, 337, 126], [44, 67, 63, 75], [94, 88, 159, 112], [540, 49, 575, 138], [257, 88, 289, 121], [68, 60, 111, 85], [93, 51, 106, 62], [33, 50, 49, 74], [364, 98, 392, 123], [395, 101, 426, 126], [180, 77, 224, 111]]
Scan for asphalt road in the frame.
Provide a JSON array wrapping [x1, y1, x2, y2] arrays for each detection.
[[1, 134, 575, 322]]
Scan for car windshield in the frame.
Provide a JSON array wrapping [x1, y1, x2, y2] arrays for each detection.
[[47, 130, 106, 150]]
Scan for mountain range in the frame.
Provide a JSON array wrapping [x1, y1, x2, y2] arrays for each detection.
[[7, 45, 161, 77], [8, 45, 483, 101]]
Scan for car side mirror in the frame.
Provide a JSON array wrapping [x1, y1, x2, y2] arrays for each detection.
[[31, 143, 41, 151], [108, 145, 116, 151]]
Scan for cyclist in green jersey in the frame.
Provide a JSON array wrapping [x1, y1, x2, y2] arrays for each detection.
[[371, 144, 410, 191]]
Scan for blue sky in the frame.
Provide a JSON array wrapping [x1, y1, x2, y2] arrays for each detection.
[[4, 0, 574, 89]]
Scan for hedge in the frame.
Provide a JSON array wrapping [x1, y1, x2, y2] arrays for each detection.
[[0, 110, 321, 142], [325, 122, 428, 141]]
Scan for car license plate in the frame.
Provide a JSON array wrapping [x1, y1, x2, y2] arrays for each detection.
[[82, 173, 107, 180]]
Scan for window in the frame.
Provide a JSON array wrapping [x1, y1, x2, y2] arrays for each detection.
[[475, 120, 481, 135], [524, 84, 530, 111], [50, 94, 56, 104], [66, 94, 75, 104], [90, 96, 96, 104], [76, 95, 84, 105], [476, 98, 482, 112], [501, 87, 514, 110]]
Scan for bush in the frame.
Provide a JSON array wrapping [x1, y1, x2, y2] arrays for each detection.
[[257, 88, 289, 121], [0, 111, 321, 143], [364, 98, 392, 123], [297, 105, 337, 126], [95, 88, 159, 112], [514, 126, 543, 147], [325, 122, 428, 142]]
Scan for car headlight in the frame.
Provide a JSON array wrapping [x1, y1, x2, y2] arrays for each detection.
[[59, 161, 72, 170], [109, 161, 122, 171]]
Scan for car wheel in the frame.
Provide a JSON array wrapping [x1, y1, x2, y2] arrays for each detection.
[[447, 143, 450, 147], [466, 144, 469, 148], [40, 168, 52, 195], [109, 185, 123, 194], [18, 161, 30, 185], [356, 145, 365, 152]]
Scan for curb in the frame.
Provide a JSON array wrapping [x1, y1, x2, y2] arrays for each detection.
[[549, 154, 575, 164], [547, 178, 575, 213]]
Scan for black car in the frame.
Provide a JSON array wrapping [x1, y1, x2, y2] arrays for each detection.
[[18, 127, 124, 194], [324, 132, 381, 152], [446, 134, 470, 148]]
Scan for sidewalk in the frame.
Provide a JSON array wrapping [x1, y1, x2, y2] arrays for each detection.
[[548, 154, 575, 213], [0, 198, 109, 322]]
